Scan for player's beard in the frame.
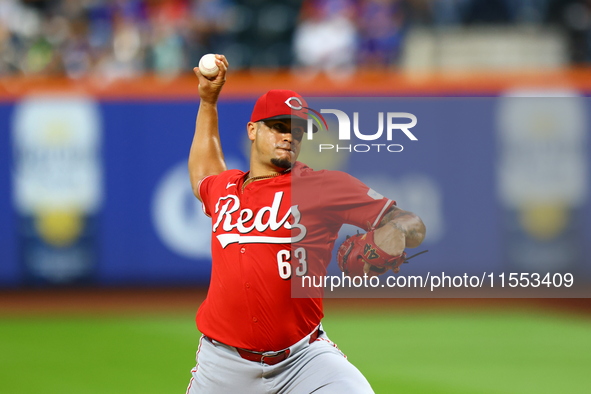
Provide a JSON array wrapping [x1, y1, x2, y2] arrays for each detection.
[[271, 157, 293, 169]]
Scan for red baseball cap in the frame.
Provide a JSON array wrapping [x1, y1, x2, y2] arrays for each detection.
[[250, 90, 310, 123]]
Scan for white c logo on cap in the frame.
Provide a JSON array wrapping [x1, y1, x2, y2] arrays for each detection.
[[285, 97, 303, 110]]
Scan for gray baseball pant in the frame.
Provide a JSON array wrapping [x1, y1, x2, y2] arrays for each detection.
[[185, 326, 375, 393]]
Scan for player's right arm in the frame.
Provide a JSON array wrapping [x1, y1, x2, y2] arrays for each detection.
[[189, 54, 229, 202]]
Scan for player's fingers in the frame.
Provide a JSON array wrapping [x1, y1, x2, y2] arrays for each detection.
[[193, 67, 211, 91], [363, 262, 370, 275], [216, 58, 228, 80], [216, 54, 229, 68], [193, 66, 210, 84]]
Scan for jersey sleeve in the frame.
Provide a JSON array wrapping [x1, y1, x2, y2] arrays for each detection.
[[322, 171, 395, 231], [197, 175, 217, 217], [197, 169, 245, 218]]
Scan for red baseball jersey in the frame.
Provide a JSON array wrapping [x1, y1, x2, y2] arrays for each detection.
[[197, 162, 395, 352]]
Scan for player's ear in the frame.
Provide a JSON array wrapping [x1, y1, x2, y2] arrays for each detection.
[[247, 122, 257, 142]]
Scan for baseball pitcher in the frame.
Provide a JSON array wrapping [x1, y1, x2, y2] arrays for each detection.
[[186, 54, 426, 393]]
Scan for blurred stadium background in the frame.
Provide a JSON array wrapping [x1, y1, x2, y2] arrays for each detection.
[[1, 0, 591, 393]]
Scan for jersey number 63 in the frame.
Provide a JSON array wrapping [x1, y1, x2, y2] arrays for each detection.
[[277, 248, 308, 279]]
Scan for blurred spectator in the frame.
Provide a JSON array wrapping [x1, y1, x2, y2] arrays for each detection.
[[186, 0, 234, 67], [95, 17, 145, 80], [357, 0, 408, 68], [60, 16, 92, 79], [146, 0, 189, 77], [293, 0, 358, 76]]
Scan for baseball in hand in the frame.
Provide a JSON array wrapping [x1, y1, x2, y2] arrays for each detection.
[[199, 54, 219, 78]]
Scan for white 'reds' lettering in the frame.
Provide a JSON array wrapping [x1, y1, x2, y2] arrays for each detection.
[[213, 195, 240, 232], [254, 191, 287, 232], [212, 191, 307, 248]]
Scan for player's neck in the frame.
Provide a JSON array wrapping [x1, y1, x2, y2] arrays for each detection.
[[243, 164, 290, 191], [248, 161, 291, 179]]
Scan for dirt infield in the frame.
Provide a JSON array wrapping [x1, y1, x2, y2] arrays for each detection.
[[0, 287, 590, 317]]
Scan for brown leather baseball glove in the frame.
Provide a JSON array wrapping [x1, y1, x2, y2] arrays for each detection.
[[337, 230, 407, 277]]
